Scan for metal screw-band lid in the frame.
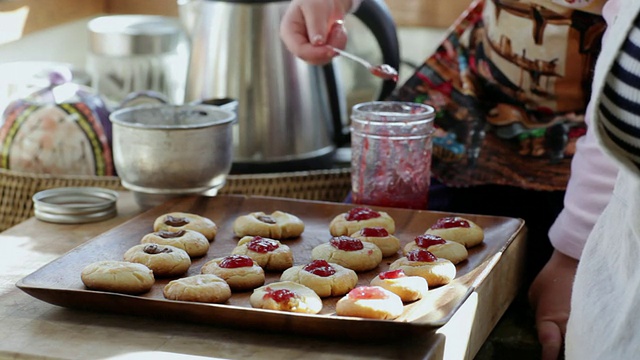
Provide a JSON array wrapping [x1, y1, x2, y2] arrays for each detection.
[[33, 187, 119, 224], [88, 15, 183, 56]]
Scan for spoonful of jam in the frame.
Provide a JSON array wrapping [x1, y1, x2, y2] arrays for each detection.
[[329, 46, 398, 82]]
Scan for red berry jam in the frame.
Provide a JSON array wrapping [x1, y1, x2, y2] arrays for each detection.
[[164, 215, 190, 227], [219, 255, 254, 268], [345, 207, 381, 221], [406, 249, 437, 262], [264, 287, 296, 303], [303, 260, 336, 277], [247, 236, 279, 253], [370, 64, 399, 82], [430, 217, 470, 229], [414, 234, 446, 248], [330, 236, 364, 251], [360, 227, 389, 237], [347, 286, 388, 300], [379, 269, 406, 280]]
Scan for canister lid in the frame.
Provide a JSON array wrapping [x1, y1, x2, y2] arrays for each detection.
[[88, 15, 183, 56], [33, 187, 118, 224]]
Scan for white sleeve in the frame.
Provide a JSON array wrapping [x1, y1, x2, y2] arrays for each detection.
[[548, 107, 618, 260], [548, 0, 622, 260]]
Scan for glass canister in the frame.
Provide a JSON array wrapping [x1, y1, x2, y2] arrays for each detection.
[[87, 15, 188, 105], [350, 101, 435, 209]]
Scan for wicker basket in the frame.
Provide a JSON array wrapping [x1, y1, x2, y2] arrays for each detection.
[[0, 167, 352, 232]]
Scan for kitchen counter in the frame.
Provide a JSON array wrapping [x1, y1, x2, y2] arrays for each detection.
[[0, 191, 526, 360]]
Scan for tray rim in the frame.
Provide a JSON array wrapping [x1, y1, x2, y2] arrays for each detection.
[[15, 194, 525, 340]]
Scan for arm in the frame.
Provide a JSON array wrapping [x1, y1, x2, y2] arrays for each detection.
[[528, 250, 578, 360], [279, 0, 363, 65]]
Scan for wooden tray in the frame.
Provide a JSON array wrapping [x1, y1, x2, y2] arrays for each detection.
[[16, 195, 524, 340]]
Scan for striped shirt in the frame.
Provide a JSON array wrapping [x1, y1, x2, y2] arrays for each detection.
[[599, 15, 640, 171]]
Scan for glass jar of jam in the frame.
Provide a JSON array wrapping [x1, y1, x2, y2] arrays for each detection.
[[350, 101, 435, 209]]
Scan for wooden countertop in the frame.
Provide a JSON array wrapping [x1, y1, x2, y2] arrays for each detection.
[[0, 191, 526, 360]]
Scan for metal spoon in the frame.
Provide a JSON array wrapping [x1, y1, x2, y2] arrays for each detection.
[[329, 46, 398, 82]]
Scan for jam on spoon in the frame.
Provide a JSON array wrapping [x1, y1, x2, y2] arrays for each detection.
[[329, 46, 398, 82]]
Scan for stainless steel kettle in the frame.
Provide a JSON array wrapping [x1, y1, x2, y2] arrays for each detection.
[[179, 0, 399, 173]]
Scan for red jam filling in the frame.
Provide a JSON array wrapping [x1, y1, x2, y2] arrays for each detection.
[[379, 269, 406, 280], [360, 227, 389, 237], [247, 236, 279, 253], [345, 207, 381, 221], [406, 249, 437, 262], [219, 255, 254, 268], [414, 234, 446, 248], [330, 236, 364, 251], [264, 287, 296, 303], [347, 286, 388, 300], [430, 217, 470, 229], [164, 215, 190, 227], [370, 64, 399, 82], [303, 260, 336, 277]]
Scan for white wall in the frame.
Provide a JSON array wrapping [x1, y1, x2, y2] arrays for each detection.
[[0, 17, 93, 68]]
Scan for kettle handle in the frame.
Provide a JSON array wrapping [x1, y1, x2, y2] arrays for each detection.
[[326, 0, 401, 147], [353, 0, 400, 101]]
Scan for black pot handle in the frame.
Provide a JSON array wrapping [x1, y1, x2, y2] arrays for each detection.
[[324, 62, 349, 147], [353, 0, 400, 101], [325, 0, 401, 147]]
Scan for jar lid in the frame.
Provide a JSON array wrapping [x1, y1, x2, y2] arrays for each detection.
[[88, 15, 183, 56], [33, 187, 118, 224]]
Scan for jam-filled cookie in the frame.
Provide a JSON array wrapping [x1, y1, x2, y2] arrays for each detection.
[[153, 212, 218, 241], [329, 206, 395, 236], [250, 281, 323, 314], [233, 211, 305, 239], [403, 234, 468, 264], [200, 255, 265, 291], [424, 216, 484, 248], [370, 269, 428, 303], [336, 286, 404, 320], [123, 243, 191, 277], [350, 226, 401, 257], [141, 229, 210, 257], [311, 236, 382, 272], [231, 236, 293, 271], [163, 274, 231, 303], [389, 249, 456, 287], [280, 260, 358, 298], [81, 260, 155, 294]]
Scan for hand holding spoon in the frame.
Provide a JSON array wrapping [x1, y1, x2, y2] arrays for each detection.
[[329, 46, 398, 82]]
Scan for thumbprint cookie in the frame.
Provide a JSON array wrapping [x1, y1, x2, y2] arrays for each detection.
[[280, 260, 358, 297], [154, 212, 218, 241], [424, 216, 484, 248], [389, 249, 456, 287], [231, 236, 294, 271], [233, 211, 304, 239], [329, 206, 395, 236]]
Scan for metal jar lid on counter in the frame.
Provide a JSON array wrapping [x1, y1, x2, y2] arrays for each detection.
[[33, 187, 118, 224]]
